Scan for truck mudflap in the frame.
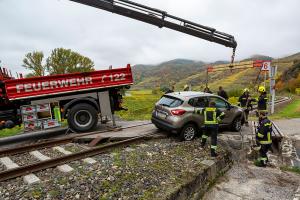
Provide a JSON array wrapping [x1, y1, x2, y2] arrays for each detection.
[[4, 65, 133, 100]]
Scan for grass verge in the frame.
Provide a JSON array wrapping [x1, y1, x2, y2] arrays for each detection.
[[270, 97, 300, 119], [0, 126, 23, 138], [280, 166, 300, 175]]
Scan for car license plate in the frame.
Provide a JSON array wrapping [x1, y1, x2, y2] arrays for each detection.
[[156, 111, 166, 119]]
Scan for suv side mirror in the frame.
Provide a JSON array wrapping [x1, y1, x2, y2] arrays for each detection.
[[227, 104, 233, 110]]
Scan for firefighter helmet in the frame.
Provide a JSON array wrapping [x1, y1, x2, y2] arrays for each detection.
[[183, 84, 189, 91], [258, 86, 265, 93], [243, 88, 249, 93]]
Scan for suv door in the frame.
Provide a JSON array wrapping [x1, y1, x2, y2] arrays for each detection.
[[208, 96, 231, 125], [188, 96, 209, 127]]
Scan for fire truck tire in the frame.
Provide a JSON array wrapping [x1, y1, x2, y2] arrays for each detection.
[[67, 103, 98, 132], [5, 120, 15, 129]]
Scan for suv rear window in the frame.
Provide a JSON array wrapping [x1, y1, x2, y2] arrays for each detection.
[[158, 96, 183, 108]]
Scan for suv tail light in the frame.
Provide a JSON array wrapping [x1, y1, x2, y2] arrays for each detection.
[[171, 109, 186, 116]]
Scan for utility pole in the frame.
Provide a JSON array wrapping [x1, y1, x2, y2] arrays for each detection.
[[205, 68, 209, 88], [270, 65, 277, 114]]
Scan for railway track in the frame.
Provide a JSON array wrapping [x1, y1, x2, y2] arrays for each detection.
[[0, 122, 153, 157], [0, 123, 159, 182], [249, 96, 291, 115], [272, 96, 291, 105]]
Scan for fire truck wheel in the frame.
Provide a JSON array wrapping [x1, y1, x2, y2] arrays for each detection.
[[5, 120, 15, 129], [68, 103, 98, 132]]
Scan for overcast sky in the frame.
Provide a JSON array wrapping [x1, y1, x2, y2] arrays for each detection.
[[0, 0, 299, 75]]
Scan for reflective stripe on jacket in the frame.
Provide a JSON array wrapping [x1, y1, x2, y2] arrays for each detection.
[[195, 107, 225, 125], [257, 118, 272, 144]]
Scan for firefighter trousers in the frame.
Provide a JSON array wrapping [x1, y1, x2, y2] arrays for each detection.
[[259, 144, 272, 165], [242, 108, 249, 123], [201, 125, 218, 157]]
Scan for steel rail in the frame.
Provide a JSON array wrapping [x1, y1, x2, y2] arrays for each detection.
[[272, 121, 284, 138], [250, 97, 291, 111], [0, 122, 153, 157], [0, 130, 158, 182]]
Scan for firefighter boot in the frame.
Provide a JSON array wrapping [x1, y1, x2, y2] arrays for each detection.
[[254, 159, 266, 167], [200, 138, 207, 148], [211, 148, 217, 157]]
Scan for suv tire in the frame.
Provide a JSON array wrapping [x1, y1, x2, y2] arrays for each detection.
[[231, 117, 242, 132], [68, 103, 98, 132], [180, 124, 197, 141], [154, 124, 164, 131]]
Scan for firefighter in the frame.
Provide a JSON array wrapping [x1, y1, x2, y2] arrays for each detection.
[[217, 86, 228, 100], [165, 85, 175, 94], [255, 111, 272, 167], [257, 86, 268, 116], [183, 84, 189, 91], [203, 86, 212, 94], [238, 88, 254, 126], [195, 101, 225, 157]]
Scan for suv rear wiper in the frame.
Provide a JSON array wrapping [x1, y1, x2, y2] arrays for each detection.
[[159, 103, 170, 107]]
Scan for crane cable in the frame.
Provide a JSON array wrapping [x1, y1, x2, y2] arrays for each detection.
[[229, 47, 236, 72]]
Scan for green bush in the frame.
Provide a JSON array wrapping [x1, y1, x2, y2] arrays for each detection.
[[227, 88, 243, 97], [152, 88, 161, 95], [117, 90, 162, 120], [296, 88, 300, 95]]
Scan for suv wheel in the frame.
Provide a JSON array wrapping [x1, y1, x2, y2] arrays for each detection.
[[231, 117, 242, 132], [154, 124, 164, 131], [180, 124, 197, 141]]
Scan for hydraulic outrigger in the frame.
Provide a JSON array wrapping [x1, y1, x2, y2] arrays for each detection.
[[70, 0, 237, 57]]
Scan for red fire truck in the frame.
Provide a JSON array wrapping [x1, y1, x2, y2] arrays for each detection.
[[0, 65, 133, 132]]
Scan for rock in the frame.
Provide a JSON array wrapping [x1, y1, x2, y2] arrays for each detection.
[[112, 165, 118, 170], [75, 194, 80, 199], [107, 176, 115, 181], [125, 147, 135, 152], [147, 152, 153, 157], [138, 144, 149, 148]]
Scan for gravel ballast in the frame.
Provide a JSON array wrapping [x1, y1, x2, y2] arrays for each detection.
[[9, 153, 40, 166], [0, 138, 227, 200]]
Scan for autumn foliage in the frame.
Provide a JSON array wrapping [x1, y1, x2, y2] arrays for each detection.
[[276, 60, 300, 93]]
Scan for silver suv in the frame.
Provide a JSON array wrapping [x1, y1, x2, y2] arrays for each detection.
[[151, 91, 244, 141]]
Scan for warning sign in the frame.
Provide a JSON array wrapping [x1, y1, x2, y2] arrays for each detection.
[[261, 62, 271, 71]]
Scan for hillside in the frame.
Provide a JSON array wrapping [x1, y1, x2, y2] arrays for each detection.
[[276, 52, 300, 62], [242, 54, 274, 61], [132, 52, 300, 92], [276, 60, 300, 93], [132, 59, 206, 89]]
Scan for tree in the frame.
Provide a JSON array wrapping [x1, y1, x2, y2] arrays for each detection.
[[46, 48, 94, 75], [25, 73, 35, 78], [22, 51, 45, 76]]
